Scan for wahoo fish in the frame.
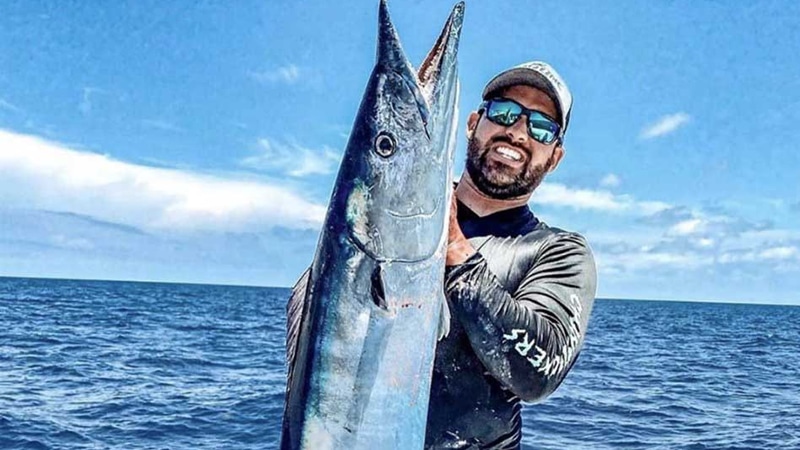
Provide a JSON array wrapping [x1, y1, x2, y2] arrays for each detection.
[[280, 1, 464, 449]]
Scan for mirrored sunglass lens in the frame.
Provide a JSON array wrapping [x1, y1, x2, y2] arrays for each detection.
[[528, 113, 559, 143], [487, 100, 521, 125], [528, 127, 556, 143]]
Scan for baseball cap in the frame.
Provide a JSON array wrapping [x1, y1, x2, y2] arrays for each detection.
[[482, 61, 572, 137]]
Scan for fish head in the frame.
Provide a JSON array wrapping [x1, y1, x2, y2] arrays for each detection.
[[333, 1, 463, 263]]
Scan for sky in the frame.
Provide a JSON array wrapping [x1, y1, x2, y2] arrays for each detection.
[[1, 0, 799, 304]]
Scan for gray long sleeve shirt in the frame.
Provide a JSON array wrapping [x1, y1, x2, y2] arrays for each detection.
[[425, 201, 597, 450]]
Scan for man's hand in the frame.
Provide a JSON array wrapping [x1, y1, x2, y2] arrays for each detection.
[[446, 193, 477, 266]]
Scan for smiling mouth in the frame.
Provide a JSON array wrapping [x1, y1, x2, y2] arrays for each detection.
[[489, 144, 528, 166], [495, 146, 523, 161]]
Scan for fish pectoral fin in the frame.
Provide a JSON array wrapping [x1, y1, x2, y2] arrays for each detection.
[[370, 264, 388, 310], [286, 267, 311, 379], [437, 296, 451, 340]]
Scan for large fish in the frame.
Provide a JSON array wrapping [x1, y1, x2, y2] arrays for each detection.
[[280, 1, 464, 449]]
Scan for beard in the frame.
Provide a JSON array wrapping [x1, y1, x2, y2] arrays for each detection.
[[465, 136, 555, 200]]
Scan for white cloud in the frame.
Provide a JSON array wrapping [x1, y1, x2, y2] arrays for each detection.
[[79, 87, 104, 115], [640, 112, 691, 139], [533, 182, 670, 215], [759, 246, 797, 260], [595, 238, 800, 277], [663, 210, 769, 239], [669, 218, 706, 235], [697, 238, 715, 248], [591, 205, 799, 280], [533, 183, 628, 212], [248, 64, 301, 84], [588, 196, 797, 279], [0, 98, 21, 113], [50, 234, 95, 250], [142, 119, 184, 133], [719, 246, 799, 264], [0, 129, 326, 232], [600, 250, 713, 272], [543, 188, 799, 301], [241, 138, 340, 177], [741, 228, 800, 242], [637, 200, 674, 215], [599, 173, 621, 188]]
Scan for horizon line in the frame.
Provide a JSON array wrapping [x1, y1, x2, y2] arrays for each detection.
[[1, 274, 797, 307]]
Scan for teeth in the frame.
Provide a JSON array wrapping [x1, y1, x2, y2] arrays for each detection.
[[496, 146, 522, 161]]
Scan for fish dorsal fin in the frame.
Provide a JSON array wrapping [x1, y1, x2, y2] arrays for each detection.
[[286, 268, 311, 378]]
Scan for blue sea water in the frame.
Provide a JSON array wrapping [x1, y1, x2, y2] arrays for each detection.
[[1, 277, 798, 450]]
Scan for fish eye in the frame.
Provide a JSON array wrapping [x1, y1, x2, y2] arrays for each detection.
[[374, 132, 396, 158]]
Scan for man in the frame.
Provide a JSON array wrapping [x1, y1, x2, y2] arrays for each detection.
[[425, 61, 597, 449]]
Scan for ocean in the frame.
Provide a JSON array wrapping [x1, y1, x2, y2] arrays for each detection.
[[1, 277, 798, 449]]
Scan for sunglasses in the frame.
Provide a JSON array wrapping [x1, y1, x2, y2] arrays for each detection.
[[479, 97, 561, 145]]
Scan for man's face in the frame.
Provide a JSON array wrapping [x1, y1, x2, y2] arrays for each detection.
[[465, 84, 564, 199]]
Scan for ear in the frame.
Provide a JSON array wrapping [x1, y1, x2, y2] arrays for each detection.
[[547, 144, 566, 173], [466, 111, 480, 138]]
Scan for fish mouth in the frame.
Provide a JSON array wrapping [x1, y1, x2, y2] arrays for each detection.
[[385, 202, 440, 220], [345, 232, 434, 264], [418, 2, 464, 93], [345, 199, 443, 263]]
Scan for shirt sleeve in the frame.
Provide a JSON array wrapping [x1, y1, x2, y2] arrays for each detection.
[[444, 232, 597, 403]]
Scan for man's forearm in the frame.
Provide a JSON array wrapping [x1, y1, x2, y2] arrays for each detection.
[[445, 235, 596, 402]]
